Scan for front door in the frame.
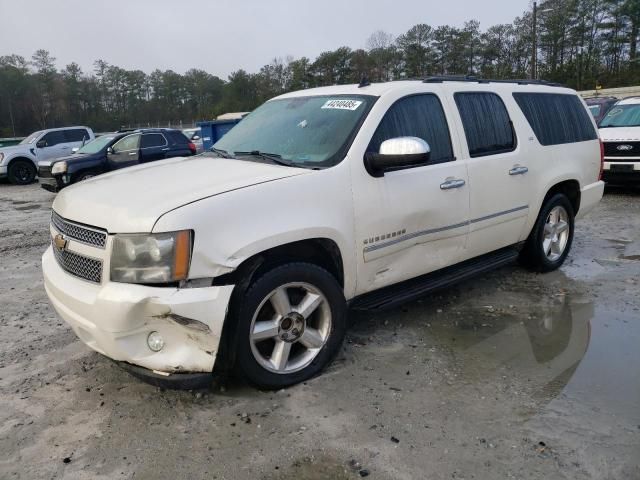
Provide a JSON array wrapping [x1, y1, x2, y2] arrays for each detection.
[[107, 134, 141, 169], [36, 131, 68, 160], [351, 93, 470, 295]]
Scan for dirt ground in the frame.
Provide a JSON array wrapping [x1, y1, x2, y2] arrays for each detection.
[[0, 181, 639, 480]]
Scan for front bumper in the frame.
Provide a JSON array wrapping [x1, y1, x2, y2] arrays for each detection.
[[39, 176, 63, 192], [42, 246, 234, 376], [576, 180, 605, 219], [602, 160, 640, 184]]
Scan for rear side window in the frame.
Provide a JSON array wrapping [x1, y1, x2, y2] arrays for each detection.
[[513, 93, 597, 146], [65, 129, 90, 142], [141, 133, 167, 148], [454, 92, 515, 157], [167, 130, 189, 144], [368, 94, 454, 164]]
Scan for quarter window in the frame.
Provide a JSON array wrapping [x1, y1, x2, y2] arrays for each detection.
[[367, 94, 454, 164], [513, 93, 597, 146], [141, 133, 167, 148], [454, 92, 515, 157]]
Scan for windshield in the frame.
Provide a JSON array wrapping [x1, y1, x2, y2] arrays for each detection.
[[213, 95, 375, 167], [76, 135, 117, 154], [20, 131, 43, 145], [599, 104, 640, 127]]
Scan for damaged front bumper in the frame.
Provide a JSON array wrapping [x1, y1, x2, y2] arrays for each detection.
[[42, 246, 234, 382]]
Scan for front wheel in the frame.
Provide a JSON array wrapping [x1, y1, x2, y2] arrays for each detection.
[[8, 159, 36, 185], [520, 193, 575, 272], [233, 263, 346, 389]]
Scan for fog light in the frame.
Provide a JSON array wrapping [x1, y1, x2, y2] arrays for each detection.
[[147, 331, 164, 352]]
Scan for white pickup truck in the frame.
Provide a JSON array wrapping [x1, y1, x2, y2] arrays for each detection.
[[42, 78, 603, 389], [0, 126, 94, 184]]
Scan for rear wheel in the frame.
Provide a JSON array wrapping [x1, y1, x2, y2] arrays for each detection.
[[76, 171, 98, 182], [233, 262, 346, 389], [8, 159, 36, 185], [520, 193, 575, 272]]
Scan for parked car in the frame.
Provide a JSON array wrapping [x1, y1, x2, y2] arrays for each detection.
[[42, 77, 603, 389], [38, 128, 197, 192], [598, 96, 640, 184], [0, 126, 94, 184], [584, 96, 618, 124], [182, 128, 204, 153]]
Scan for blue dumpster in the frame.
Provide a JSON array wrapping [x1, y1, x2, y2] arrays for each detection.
[[197, 119, 242, 151]]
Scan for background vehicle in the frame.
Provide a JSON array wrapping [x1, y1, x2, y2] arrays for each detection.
[[598, 96, 640, 184], [0, 127, 94, 184], [38, 128, 196, 192], [43, 78, 603, 390], [584, 96, 618, 123], [182, 128, 204, 153]]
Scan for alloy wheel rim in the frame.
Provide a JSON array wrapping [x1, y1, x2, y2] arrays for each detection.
[[249, 282, 332, 374], [542, 206, 570, 261]]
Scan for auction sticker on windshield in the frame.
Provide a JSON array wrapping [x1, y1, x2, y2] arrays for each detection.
[[321, 99, 363, 110]]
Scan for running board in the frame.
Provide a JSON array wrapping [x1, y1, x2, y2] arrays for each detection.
[[349, 247, 519, 311]]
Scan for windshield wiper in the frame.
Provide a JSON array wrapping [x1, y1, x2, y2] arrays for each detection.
[[210, 147, 235, 159], [234, 150, 296, 167]]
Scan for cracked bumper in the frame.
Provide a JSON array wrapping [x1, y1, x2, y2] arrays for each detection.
[[42, 246, 234, 375]]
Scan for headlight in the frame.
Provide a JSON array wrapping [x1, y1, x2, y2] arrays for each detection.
[[51, 161, 67, 174], [110, 230, 192, 284]]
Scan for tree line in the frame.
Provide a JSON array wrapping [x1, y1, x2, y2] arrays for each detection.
[[1, 0, 640, 137]]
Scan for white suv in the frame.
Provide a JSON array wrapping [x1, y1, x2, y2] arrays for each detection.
[[42, 78, 604, 389], [598, 96, 640, 183], [0, 126, 94, 184]]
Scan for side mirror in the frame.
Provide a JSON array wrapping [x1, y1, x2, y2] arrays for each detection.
[[107, 147, 114, 155], [192, 135, 201, 141], [72, 147, 79, 153], [364, 137, 431, 177], [36, 140, 47, 148]]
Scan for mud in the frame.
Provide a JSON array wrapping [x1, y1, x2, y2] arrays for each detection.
[[0, 182, 639, 479]]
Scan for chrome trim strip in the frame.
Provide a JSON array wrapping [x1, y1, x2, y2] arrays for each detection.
[[364, 205, 528, 253]]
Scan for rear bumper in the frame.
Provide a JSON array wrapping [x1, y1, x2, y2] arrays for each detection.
[[42, 246, 235, 376], [576, 181, 605, 219]]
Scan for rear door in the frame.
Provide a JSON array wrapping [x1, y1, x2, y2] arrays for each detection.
[[63, 128, 92, 151], [107, 134, 141, 169], [449, 90, 530, 259], [139, 133, 169, 162]]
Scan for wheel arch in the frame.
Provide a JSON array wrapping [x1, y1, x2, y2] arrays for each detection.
[[542, 179, 581, 215], [7, 155, 37, 168]]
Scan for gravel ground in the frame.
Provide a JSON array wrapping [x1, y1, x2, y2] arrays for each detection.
[[0, 182, 639, 480]]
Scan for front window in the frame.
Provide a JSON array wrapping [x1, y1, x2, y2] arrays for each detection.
[[599, 104, 640, 127], [20, 131, 43, 145], [588, 105, 601, 117], [213, 95, 375, 167], [76, 136, 116, 154]]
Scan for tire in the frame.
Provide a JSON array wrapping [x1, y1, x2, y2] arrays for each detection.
[[8, 159, 36, 185], [233, 262, 347, 389], [519, 193, 575, 272], [76, 171, 98, 182]]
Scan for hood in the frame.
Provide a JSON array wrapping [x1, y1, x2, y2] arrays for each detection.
[[52, 155, 309, 233], [598, 126, 640, 141], [39, 153, 85, 167]]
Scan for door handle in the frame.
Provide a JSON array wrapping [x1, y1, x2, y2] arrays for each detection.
[[128, 152, 137, 156], [440, 178, 466, 190], [509, 166, 528, 176]]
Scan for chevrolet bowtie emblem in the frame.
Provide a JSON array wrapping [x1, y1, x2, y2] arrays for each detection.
[[53, 233, 68, 251]]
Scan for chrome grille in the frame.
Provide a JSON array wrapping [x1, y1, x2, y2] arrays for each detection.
[[51, 211, 107, 248], [51, 240, 103, 283]]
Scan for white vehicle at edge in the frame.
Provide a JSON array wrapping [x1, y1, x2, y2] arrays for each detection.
[[42, 78, 604, 389], [0, 126, 94, 184], [598, 96, 640, 183]]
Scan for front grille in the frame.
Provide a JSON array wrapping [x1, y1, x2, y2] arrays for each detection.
[[51, 240, 103, 283], [603, 141, 640, 158], [38, 166, 53, 178], [51, 211, 107, 248]]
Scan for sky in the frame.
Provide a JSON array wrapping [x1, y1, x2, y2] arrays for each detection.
[[0, 0, 531, 79]]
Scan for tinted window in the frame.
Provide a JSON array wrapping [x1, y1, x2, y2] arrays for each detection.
[[368, 94, 454, 164], [65, 129, 90, 142], [112, 134, 140, 153], [141, 133, 167, 148], [455, 92, 515, 157], [41, 131, 66, 147], [513, 93, 597, 146], [168, 130, 189, 144]]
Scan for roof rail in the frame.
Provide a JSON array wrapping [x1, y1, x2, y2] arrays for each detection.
[[422, 75, 564, 87]]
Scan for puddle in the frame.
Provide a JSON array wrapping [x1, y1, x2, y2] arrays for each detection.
[[13, 204, 41, 211]]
